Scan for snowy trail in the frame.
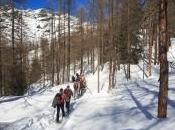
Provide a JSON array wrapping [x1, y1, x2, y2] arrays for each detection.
[[1, 64, 175, 130], [46, 82, 158, 130], [47, 77, 175, 130]]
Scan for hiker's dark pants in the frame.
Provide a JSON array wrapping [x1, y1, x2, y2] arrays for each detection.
[[56, 104, 65, 122], [66, 101, 70, 114]]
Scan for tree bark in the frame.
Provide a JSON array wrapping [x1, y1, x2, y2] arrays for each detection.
[[67, 0, 71, 82], [158, 0, 168, 118], [62, 3, 66, 83], [0, 13, 2, 96], [127, 0, 131, 80], [51, 12, 55, 86]]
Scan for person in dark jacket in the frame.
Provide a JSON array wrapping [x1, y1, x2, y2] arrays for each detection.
[[72, 75, 76, 82], [76, 73, 80, 81], [52, 88, 65, 123]]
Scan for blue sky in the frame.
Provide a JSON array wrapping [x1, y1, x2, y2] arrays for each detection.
[[25, 0, 87, 10]]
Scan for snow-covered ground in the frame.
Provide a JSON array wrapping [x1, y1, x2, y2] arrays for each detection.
[[1, 60, 175, 130], [1, 40, 175, 130]]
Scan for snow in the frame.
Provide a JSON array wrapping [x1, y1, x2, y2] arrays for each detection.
[[0, 7, 79, 43], [1, 60, 175, 130], [1, 37, 175, 129]]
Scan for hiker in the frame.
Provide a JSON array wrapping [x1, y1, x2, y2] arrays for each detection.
[[80, 73, 86, 87], [52, 88, 65, 123], [73, 81, 79, 98], [64, 85, 73, 115], [72, 75, 76, 82], [79, 73, 86, 96], [76, 73, 80, 82]]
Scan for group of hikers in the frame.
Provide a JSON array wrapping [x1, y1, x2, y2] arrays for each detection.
[[52, 72, 86, 123], [72, 72, 87, 98]]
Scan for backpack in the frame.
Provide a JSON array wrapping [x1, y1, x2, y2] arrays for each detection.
[[57, 93, 64, 105], [64, 88, 73, 101], [67, 89, 73, 97]]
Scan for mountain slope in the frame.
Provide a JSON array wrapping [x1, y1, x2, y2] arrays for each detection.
[[0, 6, 79, 43]]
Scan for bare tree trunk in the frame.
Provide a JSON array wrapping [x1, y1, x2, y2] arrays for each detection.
[[154, 22, 158, 65], [98, 0, 104, 66], [108, 58, 112, 91], [158, 0, 168, 118], [90, 25, 95, 73], [97, 48, 100, 93], [157, 23, 160, 65], [67, 0, 71, 82], [148, 17, 153, 76], [80, 49, 83, 73], [62, 3, 66, 83], [11, 0, 15, 68], [127, 0, 131, 80], [51, 12, 55, 86], [146, 27, 150, 75], [0, 14, 2, 96], [19, 11, 25, 93], [112, 61, 116, 88], [11, 0, 17, 95], [116, 3, 120, 71], [143, 28, 146, 80], [56, 0, 62, 85], [92, 49, 95, 73], [91, 49, 93, 73], [79, 8, 85, 74]]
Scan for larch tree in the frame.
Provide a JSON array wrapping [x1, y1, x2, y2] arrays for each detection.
[[157, 0, 169, 118], [0, 9, 2, 96]]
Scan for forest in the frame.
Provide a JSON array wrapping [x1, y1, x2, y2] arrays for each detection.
[[0, 0, 175, 129]]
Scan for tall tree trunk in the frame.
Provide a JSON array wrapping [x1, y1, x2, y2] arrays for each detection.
[[91, 49, 93, 73], [112, 61, 116, 88], [148, 17, 153, 76], [154, 21, 158, 65], [62, 3, 66, 83], [158, 0, 168, 118], [19, 11, 25, 94], [98, 0, 104, 66], [92, 49, 95, 73], [11, 0, 17, 95], [87, 51, 90, 65], [97, 47, 100, 93], [51, 13, 55, 86], [0, 14, 2, 96], [80, 9, 84, 74], [127, 0, 131, 80], [108, 58, 112, 91], [80, 49, 83, 73], [143, 28, 146, 80], [157, 23, 160, 65], [56, 0, 62, 85], [116, 3, 120, 71], [67, 0, 71, 82]]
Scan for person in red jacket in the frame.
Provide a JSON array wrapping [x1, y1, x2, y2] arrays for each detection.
[[64, 85, 73, 115], [55, 88, 65, 122]]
